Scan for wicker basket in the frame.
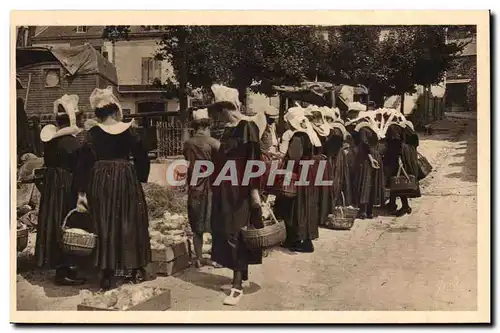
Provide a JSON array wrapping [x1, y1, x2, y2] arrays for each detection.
[[241, 200, 286, 250], [324, 193, 355, 230], [17, 226, 28, 252], [339, 192, 359, 219], [60, 209, 97, 257]]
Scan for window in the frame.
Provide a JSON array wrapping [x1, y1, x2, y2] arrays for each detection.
[[76, 26, 88, 33], [102, 51, 109, 60], [141, 57, 162, 85]]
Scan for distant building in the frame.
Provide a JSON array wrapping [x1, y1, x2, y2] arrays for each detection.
[[31, 26, 199, 116], [445, 27, 477, 112]]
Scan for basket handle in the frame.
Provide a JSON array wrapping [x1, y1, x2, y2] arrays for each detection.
[[397, 158, 411, 181], [61, 208, 78, 230], [262, 197, 279, 224], [341, 191, 346, 207]]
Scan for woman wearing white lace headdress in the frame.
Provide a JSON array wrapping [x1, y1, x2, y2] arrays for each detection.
[[345, 113, 385, 219], [35, 94, 86, 286], [207, 84, 265, 306], [274, 106, 321, 253], [383, 112, 421, 216], [321, 107, 353, 210], [304, 105, 334, 225], [74, 86, 151, 290]]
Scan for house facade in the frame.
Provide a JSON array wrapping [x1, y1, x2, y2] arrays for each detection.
[[30, 26, 193, 117], [445, 27, 477, 112]]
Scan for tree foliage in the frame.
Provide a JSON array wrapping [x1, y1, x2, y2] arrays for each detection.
[[102, 25, 468, 110], [153, 26, 323, 97]]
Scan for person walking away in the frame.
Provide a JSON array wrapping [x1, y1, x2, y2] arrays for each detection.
[[75, 86, 151, 290], [35, 94, 86, 286], [183, 108, 221, 268], [347, 114, 385, 219], [208, 84, 266, 306], [275, 106, 322, 253]]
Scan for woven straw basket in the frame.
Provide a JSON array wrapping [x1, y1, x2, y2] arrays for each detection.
[[325, 192, 356, 230], [61, 209, 97, 256], [241, 200, 286, 250]]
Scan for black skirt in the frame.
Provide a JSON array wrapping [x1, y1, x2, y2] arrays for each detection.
[[35, 167, 76, 269], [210, 166, 263, 271], [352, 147, 385, 206], [331, 151, 353, 207], [86, 160, 151, 271]]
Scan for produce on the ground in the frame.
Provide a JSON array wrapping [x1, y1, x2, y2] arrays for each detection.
[[142, 183, 187, 219], [80, 285, 164, 310], [149, 211, 189, 250]]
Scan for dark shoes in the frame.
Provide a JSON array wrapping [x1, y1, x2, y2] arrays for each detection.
[[395, 207, 412, 217], [131, 267, 151, 284], [290, 240, 314, 253], [54, 266, 86, 286]]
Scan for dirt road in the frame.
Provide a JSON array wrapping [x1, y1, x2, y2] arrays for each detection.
[[16, 119, 477, 311]]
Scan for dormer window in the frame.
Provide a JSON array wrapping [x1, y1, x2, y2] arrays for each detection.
[[76, 26, 88, 33]]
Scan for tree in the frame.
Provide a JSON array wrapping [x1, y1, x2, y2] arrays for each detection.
[[154, 26, 323, 102]]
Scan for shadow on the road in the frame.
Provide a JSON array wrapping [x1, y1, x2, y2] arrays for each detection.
[[173, 269, 261, 295], [19, 268, 101, 298], [267, 246, 300, 256], [444, 123, 477, 183]]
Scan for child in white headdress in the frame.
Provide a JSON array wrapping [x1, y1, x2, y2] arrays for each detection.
[[35, 94, 87, 286], [74, 86, 151, 290]]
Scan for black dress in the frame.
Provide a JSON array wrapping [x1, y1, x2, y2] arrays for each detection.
[[352, 126, 385, 206], [35, 134, 80, 269], [384, 125, 421, 198], [324, 127, 353, 208], [75, 125, 151, 271], [275, 132, 319, 243], [315, 131, 333, 226], [210, 120, 263, 271]]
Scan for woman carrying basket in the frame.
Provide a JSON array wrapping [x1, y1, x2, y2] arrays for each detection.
[[75, 87, 151, 290], [208, 85, 266, 306], [322, 107, 353, 208], [305, 105, 333, 227], [275, 106, 322, 253], [35, 94, 86, 286], [384, 114, 421, 216], [347, 113, 385, 219]]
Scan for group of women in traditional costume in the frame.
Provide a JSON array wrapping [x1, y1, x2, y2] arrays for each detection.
[[33, 81, 423, 307], [273, 103, 423, 251], [35, 87, 151, 290]]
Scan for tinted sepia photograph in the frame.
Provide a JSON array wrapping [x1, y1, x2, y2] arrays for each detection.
[[11, 10, 490, 324]]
